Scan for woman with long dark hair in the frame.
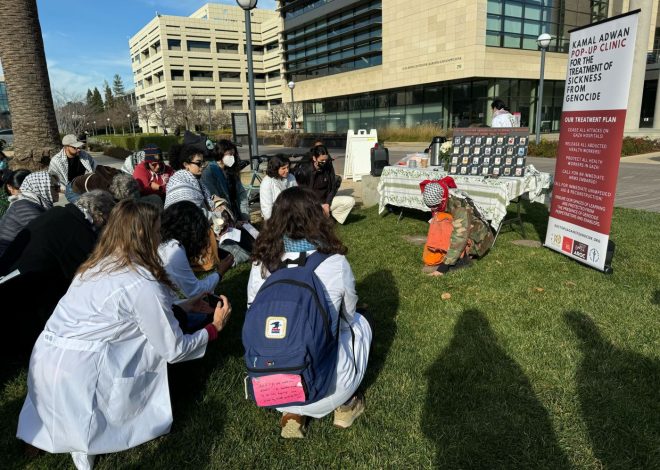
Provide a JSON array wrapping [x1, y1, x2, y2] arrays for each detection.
[[247, 186, 372, 438], [201, 139, 248, 221], [17, 199, 232, 470], [259, 154, 297, 220], [159, 201, 233, 297]]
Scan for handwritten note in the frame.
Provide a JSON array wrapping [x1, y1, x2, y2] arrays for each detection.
[[252, 374, 306, 407]]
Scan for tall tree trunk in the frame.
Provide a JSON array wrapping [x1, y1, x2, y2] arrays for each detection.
[[0, 0, 61, 170]]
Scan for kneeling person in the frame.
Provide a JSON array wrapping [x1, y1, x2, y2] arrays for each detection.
[[244, 187, 371, 438]]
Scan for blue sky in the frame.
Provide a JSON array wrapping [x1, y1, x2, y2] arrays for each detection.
[[30, 0, 276, 99]]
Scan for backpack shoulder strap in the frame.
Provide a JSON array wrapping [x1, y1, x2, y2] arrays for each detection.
[[302, 251, 331, 273]]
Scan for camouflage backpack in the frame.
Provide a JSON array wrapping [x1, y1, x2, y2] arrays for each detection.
[[443, 194, 495, 265]]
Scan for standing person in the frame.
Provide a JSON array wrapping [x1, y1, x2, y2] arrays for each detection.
[[259, 154, 297, 221], [201, 139, 249, 222], [294, 144, 355, 224], [49, 134, 97, 203], [491, 99, 516, 128], [0, 171, 59, 257], [16, 199, 232, 470], [132, 144, 173, 199], [246, 186, 372, 438]]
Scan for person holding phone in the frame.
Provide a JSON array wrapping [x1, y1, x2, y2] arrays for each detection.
[[17, 199, 232, 470]]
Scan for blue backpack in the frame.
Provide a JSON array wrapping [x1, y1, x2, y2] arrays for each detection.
[[242, 252, 338, 408]]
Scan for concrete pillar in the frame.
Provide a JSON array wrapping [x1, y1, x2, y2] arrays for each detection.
[[486, 80, 497, 125], [624, 0, 653, 131]]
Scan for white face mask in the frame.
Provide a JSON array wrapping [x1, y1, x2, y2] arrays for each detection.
[[223, 155, 235, 168]]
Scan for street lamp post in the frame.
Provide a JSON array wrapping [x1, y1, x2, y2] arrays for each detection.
[[93, 120, 96, 136], [107, 117, 111, 135], [236, 0, 259, 158], [127, 113, 135, 135], [535, 33, 552, 144], [205, 98, 212, 133], [288, 80, 296, 131]]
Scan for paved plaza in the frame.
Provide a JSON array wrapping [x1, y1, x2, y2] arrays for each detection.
[[91, 144, 660, 213]]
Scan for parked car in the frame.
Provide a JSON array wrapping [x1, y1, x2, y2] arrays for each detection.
[[0, 129, 13, 148]]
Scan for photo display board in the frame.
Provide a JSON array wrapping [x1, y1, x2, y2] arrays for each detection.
[[448, 128, 530, 177]]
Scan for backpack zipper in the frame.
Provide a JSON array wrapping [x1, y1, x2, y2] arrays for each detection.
[[247, 362, 309, 373]]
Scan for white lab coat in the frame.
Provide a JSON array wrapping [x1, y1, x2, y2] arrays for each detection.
[[17, 264, 210, 454], [247, 251, 372, 418]]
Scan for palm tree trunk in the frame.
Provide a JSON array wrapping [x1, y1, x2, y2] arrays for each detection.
[[0, 0, 61, 170]]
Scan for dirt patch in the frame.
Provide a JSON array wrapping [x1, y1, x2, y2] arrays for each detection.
[[510, 239, 542, 248], [402, 234, 427, 246]]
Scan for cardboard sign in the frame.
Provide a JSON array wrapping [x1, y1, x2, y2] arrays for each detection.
[[544, 11, 639, 271], [252, 374, 306, 407]]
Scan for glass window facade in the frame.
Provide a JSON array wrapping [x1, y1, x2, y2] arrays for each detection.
[[282, 0, 382, 82], [0, 81, 10, 128], [486, 0, 609, 52], [302, 78, 565, 134]]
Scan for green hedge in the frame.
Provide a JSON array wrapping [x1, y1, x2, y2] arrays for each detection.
[[94, 135, 183, 153], [528, 137, 660, 158]]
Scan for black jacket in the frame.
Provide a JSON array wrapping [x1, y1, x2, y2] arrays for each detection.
[[0, 204, 99, 351], [0, 199, 46, 258], [294, 159, 339, 205]]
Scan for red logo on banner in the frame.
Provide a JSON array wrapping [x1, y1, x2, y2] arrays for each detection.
[[562, 236, 574, 253]]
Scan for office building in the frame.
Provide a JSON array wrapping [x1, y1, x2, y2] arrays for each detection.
[[279, 0, 660, 135], [129, 3, 282, 133]]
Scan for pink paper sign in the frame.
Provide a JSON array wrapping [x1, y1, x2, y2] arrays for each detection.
[[252, 374, 306, 407]]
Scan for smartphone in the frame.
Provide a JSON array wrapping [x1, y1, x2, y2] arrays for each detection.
[[203, 294, 223, 309]]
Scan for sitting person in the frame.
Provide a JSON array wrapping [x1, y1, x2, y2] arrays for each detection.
[[0, 171, 59, 257], [0, 190, 116, 352], [201, 139, 249, 222], [159, 201, 233, 298], [259, 154, 297, 221], [121, 149, 145, 175], [0, 169, 31, 217], [294, 144, 355, 224], [16, 199, 232, 470], [132, 144, 173, 199], [246, 186, 372, 438], [49, 134, 97, 203], [165, 145, 214, 217], [420, 178, 495, 276]]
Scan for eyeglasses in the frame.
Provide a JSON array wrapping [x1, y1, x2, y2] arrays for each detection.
[[188, 160, 206, 168]]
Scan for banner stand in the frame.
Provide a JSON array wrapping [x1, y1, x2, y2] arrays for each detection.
[[544, 10, 640, 273]]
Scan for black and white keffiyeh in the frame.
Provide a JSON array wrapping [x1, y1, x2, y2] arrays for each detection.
[[164, 169, 214, 216], [19, 171, 54, 209]]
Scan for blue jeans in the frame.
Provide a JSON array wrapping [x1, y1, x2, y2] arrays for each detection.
[[64, 182, 81, 203]]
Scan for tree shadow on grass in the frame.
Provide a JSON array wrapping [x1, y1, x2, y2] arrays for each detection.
[[423, 309, 570, 469], [356, 270, 398, 392], [565, 311, 660, 469]]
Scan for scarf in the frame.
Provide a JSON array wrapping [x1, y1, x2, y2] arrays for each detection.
[[283, 236, 317, 252], [420, 176, 457, 213], [165, 169, 213, 211], [19, 171, 54, 209]]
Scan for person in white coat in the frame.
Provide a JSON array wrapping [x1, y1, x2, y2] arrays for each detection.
[[491, 98, 516, 128], [259, 154, 297, 220], [16, 199, 232, 470], [247, 186, 372, 438]]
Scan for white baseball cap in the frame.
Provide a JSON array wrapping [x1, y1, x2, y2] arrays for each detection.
[[62, 134, 84, 148]]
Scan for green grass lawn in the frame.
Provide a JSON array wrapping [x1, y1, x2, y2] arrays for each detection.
[[1, 202, 659, 469]]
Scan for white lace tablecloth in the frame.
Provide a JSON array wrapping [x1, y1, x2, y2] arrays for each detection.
[[377, 165, 552, 227]]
